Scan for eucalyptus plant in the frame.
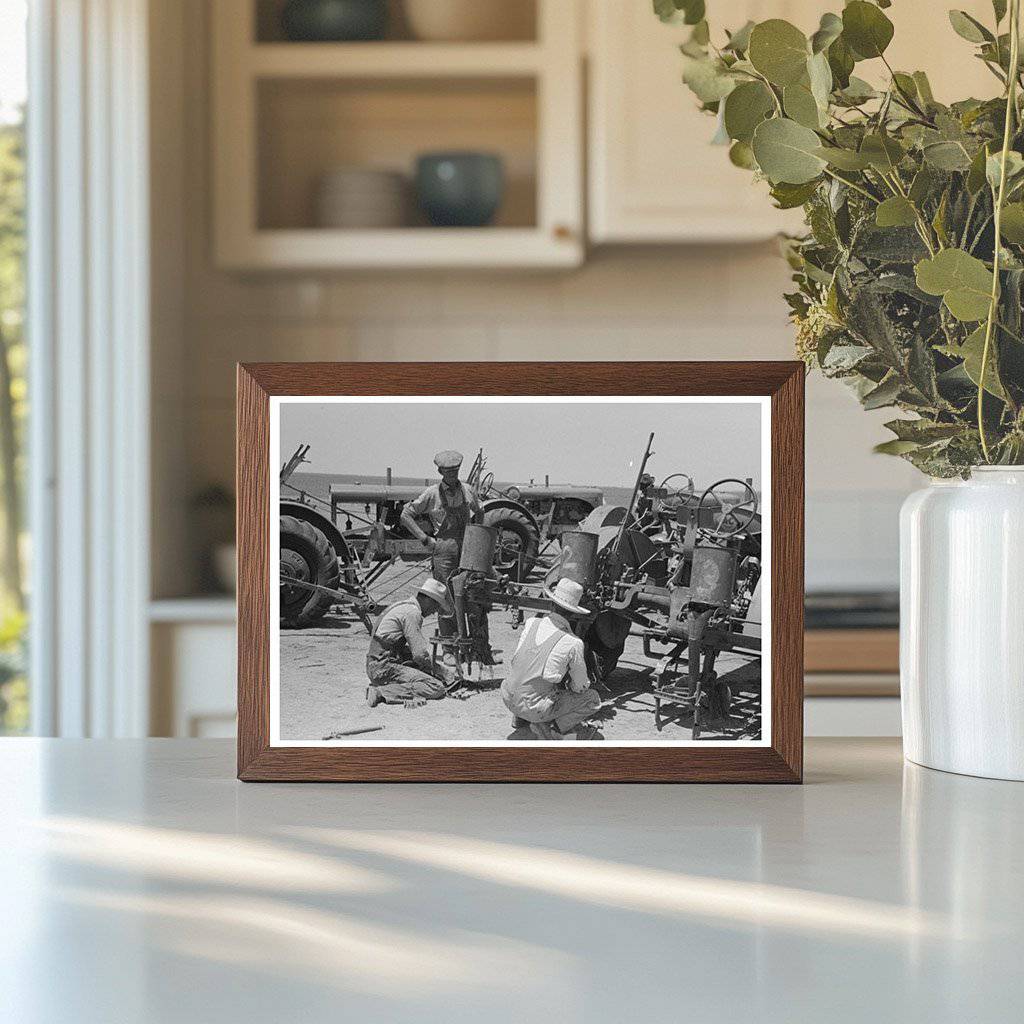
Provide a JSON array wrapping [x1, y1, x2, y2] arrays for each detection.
[[658, 0, 1024, 475]]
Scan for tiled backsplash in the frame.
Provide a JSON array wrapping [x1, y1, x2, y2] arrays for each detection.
[[168, 249, 917, 595]]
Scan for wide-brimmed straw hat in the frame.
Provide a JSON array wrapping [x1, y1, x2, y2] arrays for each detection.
[[543, 577, 590, 616], [418, 577, 453, 615]]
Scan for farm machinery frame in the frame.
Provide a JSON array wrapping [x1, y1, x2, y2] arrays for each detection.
[[435, 434, 764, 739], [277, 444, 604, 629]]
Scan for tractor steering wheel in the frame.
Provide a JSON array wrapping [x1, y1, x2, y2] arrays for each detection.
[[697, 479, 758, 538], [479, 470, 495, 495], [659, 473, 695, 502]]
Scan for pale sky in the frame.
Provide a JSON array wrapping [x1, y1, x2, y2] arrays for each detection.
[[279, 399, 763, 490]]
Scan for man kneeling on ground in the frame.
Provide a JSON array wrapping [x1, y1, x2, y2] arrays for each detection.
[[501, 577, 602, 740], [365, 578, 453, 707]]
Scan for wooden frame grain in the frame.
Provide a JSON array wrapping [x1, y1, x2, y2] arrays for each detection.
[[237, 362, 804, 782]]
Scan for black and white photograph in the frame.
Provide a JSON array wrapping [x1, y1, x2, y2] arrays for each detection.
[[270, 397, 770, 746]]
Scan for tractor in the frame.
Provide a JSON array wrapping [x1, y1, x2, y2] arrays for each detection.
[[277, 445, 605, 628], [434, 433, 763, 739]]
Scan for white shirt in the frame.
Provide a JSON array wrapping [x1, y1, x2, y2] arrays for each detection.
[[514, 612, 591, 693]]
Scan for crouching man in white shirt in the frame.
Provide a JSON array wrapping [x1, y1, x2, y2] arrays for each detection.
[[500, 577, 602, 740]]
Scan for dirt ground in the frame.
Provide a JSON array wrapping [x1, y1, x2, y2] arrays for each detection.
[[279, 561, 762, 743]]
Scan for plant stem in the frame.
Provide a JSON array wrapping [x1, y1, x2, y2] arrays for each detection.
[[750, 69, 783, 116], [979, 0, 1021, 462], [821, 167, 879, 203]]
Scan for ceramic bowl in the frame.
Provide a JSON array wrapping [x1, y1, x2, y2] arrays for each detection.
[[315, 168, 409, 228], [415, 152, 504, 227], [281, 0, 388, 42], [403, 0, 534, 42]]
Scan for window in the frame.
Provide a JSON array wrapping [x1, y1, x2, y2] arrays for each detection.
[[0, 0, 27, 734]]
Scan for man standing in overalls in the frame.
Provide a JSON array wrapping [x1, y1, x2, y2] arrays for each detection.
[[401, 450, 482, 649]]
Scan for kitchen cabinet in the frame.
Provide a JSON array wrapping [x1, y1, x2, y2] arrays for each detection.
[[587, 0, 999, 244], [211, 0, 583, 269], [588, 1, 811, 243]]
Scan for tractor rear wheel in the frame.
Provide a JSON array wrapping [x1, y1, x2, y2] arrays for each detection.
[[481, 506, 540, 581], [280, 515, 340, 628]]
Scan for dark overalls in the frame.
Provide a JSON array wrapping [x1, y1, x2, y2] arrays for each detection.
[[432, 481, 487, 643], [365, 598, 447, 704]]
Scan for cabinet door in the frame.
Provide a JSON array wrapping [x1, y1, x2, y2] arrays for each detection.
[[588, 1, 1003, 245], [588, 1, 814, 243]]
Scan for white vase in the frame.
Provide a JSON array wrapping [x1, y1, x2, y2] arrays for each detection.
[[900, 467, 1024, 780]]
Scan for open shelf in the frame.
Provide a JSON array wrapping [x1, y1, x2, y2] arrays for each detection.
[[213, 0, 581, 268], [257, 76, 537, 232], [254, 0, 538, 45], [249, 42, 544, 78]]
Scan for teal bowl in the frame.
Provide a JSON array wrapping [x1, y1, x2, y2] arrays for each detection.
[[415, 152, 505, 228], [281, 0, 388, 42]]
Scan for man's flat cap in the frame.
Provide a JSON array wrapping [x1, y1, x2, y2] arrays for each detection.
[[433, 450, 464, 469]]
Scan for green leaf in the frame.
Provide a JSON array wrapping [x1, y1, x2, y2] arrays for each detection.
[[835, 76, 878, 105], [807, 51, 833, 110], [874, 439, 922, 455], [689, 20, 710, 46], [855, 226, 929, 263], [752, 117, 827, 184], [710, 107, 731, 145], [682, 0, 705, 25], [892, 72, 919, 103], [728, 140, 758, 169], [993, 0, 1008, 24], [842, 1, 894, 60], [1000, 202, 1024, 242], [986, 150, 1024, 190], [908, 335, 941, 402], [862, 375, 902, 409], [915, 249, 994, 321], [724, 20, 755, 53], [810, 12, 843, 54], [909, 165, 936, 205], [932, 190, 950, 246], [653, 0, 677, 23], [723, 81, 775, 143], [783, 83, 822, 128], [875, 196, 918, 228], [967, 143, 993, 193], [884, 418, 963, 443], [912, 71, 935, 105], [860, 133, 905, 172], [770, 179, 820, 209], [827, 35, 855, 89], [748, 19, 810, 87], [948, 10, 993, 44], [681, 55, 737, 103], [923, 141, 973, 171], [959, 324, 1006, 398], [654, 0, 705, 25], [815, 145, 872, 170]]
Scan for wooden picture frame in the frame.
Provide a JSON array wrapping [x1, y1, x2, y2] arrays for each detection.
[[237, 362, 804, 782]]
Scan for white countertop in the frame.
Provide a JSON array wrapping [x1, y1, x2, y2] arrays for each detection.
[[1, 738, 1021, 1023]]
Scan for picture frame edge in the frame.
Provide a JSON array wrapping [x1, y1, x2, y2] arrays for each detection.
[[235, 361, 805, 783]]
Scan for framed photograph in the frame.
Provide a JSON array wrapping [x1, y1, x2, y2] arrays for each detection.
[[237, 362, 803, 782]]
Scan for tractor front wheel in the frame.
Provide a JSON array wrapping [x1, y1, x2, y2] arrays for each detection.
[[280, 515, 340, 628], [481, 506, 540, 580]]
